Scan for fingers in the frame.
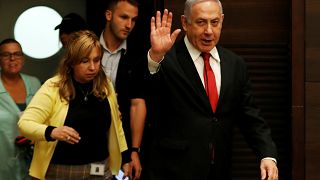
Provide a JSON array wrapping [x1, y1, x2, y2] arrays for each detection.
[[260, 159, 278, 180], [131, 153, 142, 180], [51, 126, 81, 144], [261, 169, 267, 180], [156, 10, 161, 29], [122, 163, 131, 179], [267, 167, 278, 180], [66, 127, 81, 143], [150, 16, 155, 33], [132, 164, 142, 180], [149, 9, 179, 60], [152, 9, 172, 30], [263, 169, 278, 180], [166, 11, 173, 28], [133, 167, 142, 180], [167, 10, 181, 41], [161, 9, 169, 28]]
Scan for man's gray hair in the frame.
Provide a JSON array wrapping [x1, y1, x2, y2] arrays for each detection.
[[184, 0, 223, 23]]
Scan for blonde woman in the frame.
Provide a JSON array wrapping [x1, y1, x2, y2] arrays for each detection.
[[18, 30, 130, 180]]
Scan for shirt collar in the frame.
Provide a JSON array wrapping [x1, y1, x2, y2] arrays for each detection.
[[0, 73, 5, 93], [99, 31, 127, 54], [184, 36, 220, 63]]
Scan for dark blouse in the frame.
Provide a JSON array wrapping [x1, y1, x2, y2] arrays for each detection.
[[50, 80, 111, 165]]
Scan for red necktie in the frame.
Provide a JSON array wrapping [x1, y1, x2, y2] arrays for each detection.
[[201, 52, 218, 112]]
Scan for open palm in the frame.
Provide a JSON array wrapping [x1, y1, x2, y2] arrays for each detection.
[[149, 9, 181, 62]]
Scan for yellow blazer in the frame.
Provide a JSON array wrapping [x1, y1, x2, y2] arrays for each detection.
[[18, 76, 127, 179]]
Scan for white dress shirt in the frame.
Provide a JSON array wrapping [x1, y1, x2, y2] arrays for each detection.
[[100, 32, 127, 87]]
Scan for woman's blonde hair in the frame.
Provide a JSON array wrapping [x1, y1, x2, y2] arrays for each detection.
[[55, 30, 109, 101]]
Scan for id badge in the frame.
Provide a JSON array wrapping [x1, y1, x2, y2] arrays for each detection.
[[90, 163, 105, 176]]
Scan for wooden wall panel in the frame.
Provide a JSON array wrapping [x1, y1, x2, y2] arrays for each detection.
[[292, 0, 305, 179], [305, 83, 320, 180], [229, 44, 291, 180], [220, 1, 290, 44], [305, 0, 320, 179], [306, 47, 320, 81], [215, 1, 291, 179], [306, 0, 320, 81]]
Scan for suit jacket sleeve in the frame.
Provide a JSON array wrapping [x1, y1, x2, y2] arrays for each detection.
[[235, 56, 278, 160]]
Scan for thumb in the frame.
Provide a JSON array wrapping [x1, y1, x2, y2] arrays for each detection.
[[170, 29, 181, 43]]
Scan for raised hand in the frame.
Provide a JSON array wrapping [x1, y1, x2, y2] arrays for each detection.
[[149, 9, 181, 62]]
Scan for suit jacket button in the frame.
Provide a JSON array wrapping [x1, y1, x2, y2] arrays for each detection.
[[212, 117, 218, 122]]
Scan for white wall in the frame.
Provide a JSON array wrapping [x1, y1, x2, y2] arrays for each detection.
[[0, 0, 86, 82]]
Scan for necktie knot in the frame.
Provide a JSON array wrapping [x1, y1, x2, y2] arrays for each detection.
[[201, 52, 211, 62]]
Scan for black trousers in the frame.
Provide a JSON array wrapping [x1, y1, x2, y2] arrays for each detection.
[[207, 163, 216, 180]]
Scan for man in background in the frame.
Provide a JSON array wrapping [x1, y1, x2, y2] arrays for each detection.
[[100, 0, 147, 179], [55, 13, 87, 47]]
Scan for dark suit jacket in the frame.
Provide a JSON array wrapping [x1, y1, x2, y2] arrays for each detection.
[[143, 39, 277, 180]]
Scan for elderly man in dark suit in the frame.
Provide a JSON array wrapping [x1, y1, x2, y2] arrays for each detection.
[[142, 0, 279, 179]]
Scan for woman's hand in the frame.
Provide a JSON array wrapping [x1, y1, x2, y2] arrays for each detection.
[[51, 126, 81, 144], [122, 162, 131, 179]]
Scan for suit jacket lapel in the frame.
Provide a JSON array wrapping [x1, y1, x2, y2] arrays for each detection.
[[175, 40, 213, 113], [216, 46, 231, 113]]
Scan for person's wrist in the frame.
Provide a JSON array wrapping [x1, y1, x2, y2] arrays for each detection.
[[45, 126, 56, 141], [149, 49, 164, 62]]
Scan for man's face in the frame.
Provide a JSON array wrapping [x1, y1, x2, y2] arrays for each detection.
[[182, 1, 224, 53], [106, 1, 138, 41]]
